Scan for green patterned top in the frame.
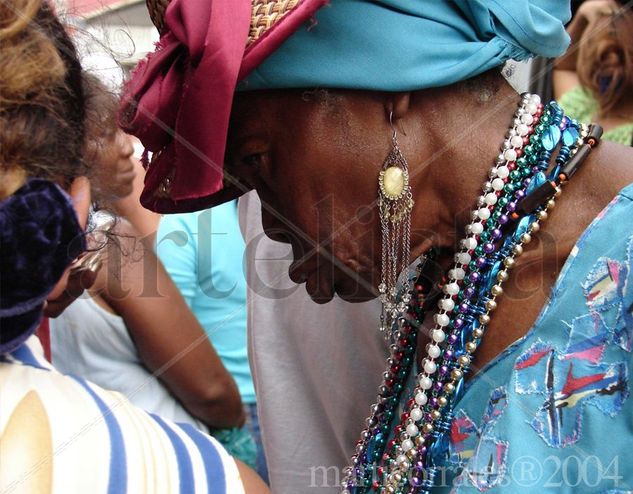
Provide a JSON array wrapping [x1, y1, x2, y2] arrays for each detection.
[[559, 86, 633, 145]]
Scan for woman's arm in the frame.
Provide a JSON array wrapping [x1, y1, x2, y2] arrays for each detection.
[[236, 460, 270, 493], [95, 220, 245, 429]]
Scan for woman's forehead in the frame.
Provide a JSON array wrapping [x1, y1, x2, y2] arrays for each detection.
[[233, 90, 306, 117], [229, 90, 320, 136]]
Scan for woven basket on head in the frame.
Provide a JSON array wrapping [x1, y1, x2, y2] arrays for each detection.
[[146, 0, 302, 46], [145, 0, 170, 33]]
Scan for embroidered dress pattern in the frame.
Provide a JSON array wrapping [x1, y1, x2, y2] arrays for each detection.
[[435, 186, 633, 493]]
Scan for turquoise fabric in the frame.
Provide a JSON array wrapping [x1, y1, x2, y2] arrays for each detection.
[[210, 426, 257, 470], [156, 200, 256, 403], [240, 0, 571, 91], [432, 183, 633, 492]]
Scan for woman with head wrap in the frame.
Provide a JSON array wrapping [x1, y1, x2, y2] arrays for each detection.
[[0, 1, 268, 492], [122, 0, 633, 492]]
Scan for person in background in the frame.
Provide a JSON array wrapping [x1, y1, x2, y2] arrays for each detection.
[[0, 0, 267, 492], [81, 50, 161, 241], [50, 75, 257, 466], [157, 201, 268, 483], [554, 0, 633, 144]]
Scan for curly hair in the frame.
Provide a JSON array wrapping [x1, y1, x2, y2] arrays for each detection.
[[83, 72, 120, 159], [577, 8, 633, 115], [0, 0, 85, 186]]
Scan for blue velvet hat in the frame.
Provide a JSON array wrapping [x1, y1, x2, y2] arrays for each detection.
[[0, 180, 85, 354]]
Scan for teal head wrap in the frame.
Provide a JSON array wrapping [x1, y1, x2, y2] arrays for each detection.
[[241, 0, 571, 91]]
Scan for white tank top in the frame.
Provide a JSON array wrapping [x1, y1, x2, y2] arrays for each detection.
[[50, 295, 207, 431]]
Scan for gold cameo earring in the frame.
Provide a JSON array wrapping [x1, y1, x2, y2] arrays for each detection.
[[378, 112, 414, 338]]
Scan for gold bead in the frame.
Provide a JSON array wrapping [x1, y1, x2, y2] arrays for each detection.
[[530, 222, 540, 232], [537, 210, 548, 221], [491, 284, 503, 296], [466, 341, 477, 353], [444, 382, 455, 394], [458, 355, 471, 367], [486, 299, 497, 311], [547, 199, 556, 210], [406, 449, 417, 460], [451, 368, 463, 380], [472, 328, 484, 339], [430, 410, 441, 421], [438, 396, 448, 407], [497, 270, 509, 282], [422, 423, 434, 434], [521, 233, 532, 244], [504, 257, 516, 269], [554, 186, 562, 197], [415, 435, 425, 446], [479, 314, 491, 325]]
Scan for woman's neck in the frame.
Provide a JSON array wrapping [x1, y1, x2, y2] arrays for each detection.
[[405, 80, 633, 278], [406, 79, 522, 260]]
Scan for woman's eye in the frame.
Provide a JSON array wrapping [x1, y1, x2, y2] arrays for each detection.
[[241, 153, 264, 168], [227, 150, 269, 188]]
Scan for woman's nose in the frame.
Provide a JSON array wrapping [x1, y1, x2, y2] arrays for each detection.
[[118, 132, 135, 159]]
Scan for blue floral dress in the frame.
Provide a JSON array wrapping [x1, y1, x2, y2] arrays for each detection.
[[435, 184, 633, 493]]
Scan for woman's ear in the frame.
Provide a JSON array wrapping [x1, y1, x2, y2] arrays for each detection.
[[68, 176, 91, 229], [385, 93, 411, 123], [384, 93, 412, 138]]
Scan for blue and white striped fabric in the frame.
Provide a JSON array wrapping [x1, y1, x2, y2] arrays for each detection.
[[0, 336, 245, 494]]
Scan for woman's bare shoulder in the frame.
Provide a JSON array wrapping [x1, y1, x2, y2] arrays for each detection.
[[595, 141, 633, 195]]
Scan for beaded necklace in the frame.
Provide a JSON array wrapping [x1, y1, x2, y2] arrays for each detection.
[[341, 94, 603, 494]]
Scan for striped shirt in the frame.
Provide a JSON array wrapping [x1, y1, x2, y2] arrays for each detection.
[[0, 336, 245, 494]]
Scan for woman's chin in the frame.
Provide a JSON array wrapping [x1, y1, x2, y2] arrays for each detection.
[[302, 272, 377, 304], [333, 279, 377, 303], [337, 291, 376, 303]]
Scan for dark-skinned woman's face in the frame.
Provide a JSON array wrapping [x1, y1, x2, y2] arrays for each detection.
[[227, 90, 392, 303]]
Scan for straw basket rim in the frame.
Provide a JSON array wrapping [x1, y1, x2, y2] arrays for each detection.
[[145, 0, 303, 46]]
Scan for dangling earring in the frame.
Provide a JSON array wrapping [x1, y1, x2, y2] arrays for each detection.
[[378, 112, 414, 337]]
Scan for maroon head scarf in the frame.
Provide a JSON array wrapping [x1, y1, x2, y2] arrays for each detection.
[[119, 0, 327, 213]]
